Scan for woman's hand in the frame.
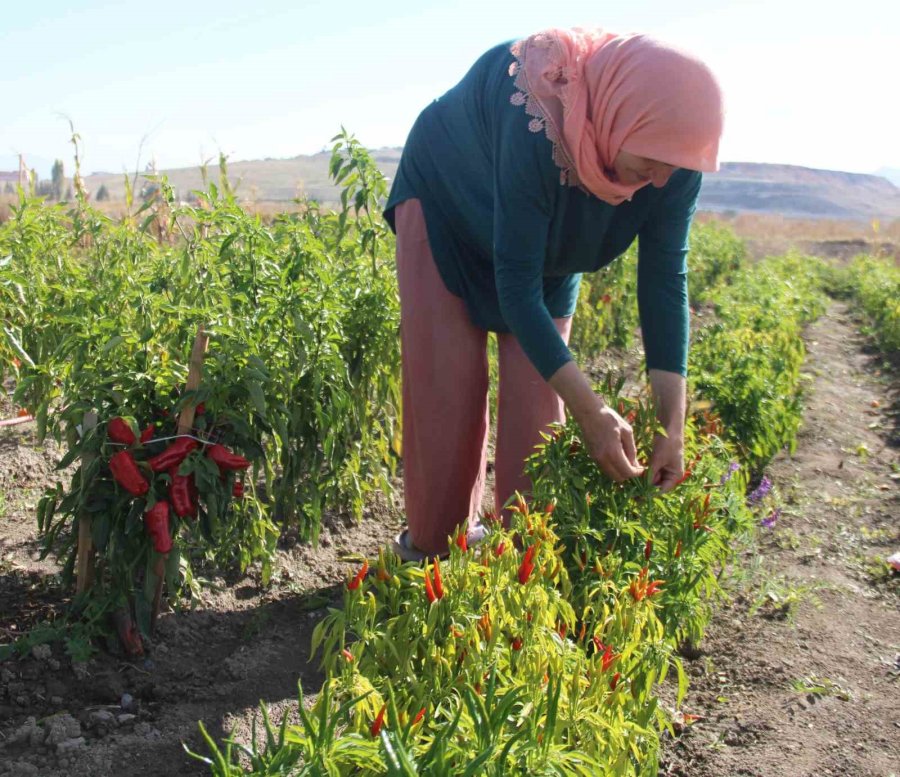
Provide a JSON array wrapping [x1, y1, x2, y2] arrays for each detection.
[[580, 401, 645, 481], [549, 361, 644, 482], [649, 431, 684, 492]]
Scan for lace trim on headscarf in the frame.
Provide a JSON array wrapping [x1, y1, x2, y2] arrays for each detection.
[[508, 36, 581, 189]]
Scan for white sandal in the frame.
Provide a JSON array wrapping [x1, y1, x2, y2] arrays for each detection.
[[391, 524, 489, 563]]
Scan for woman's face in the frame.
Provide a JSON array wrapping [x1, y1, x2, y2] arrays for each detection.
[[610, 150, 677, 188]]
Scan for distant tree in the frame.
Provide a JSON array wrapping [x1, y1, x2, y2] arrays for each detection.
[[3, 182, 13, 195], [64, 185, 73, 201], [51, 159, 65, 200], [36, 180, 53, 197], [96, 184, 109, 202]]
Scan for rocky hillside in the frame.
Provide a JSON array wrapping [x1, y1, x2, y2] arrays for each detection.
[[699, 163, 900, 221]]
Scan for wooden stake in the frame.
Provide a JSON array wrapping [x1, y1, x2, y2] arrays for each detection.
[[151, 325, 209, 632], [75, 412, 98, 596]]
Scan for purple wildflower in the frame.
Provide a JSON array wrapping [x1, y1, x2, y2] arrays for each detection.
[[719, 461, 740, 484], [760, 508, 781, 529], [747, 476, 772, 505]]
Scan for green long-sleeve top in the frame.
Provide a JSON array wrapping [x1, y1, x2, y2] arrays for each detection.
[[384, 41, 701, 380]]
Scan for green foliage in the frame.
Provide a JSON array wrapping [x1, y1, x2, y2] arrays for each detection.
[[0, 136, 400, 622], [843, 254, 900, 353], [689, 253, 827, 472]]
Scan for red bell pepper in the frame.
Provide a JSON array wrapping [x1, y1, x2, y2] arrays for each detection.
[[168, 468, 198, 518], [107, 417, 136, 446], [109, 450, 149, 496], [206, 444, 250, 472], [148, 437, 198, 472], [144, 500, 173, 554]]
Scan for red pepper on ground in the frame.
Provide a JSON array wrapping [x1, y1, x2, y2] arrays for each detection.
[[169, 469, 198, 518], [206, 443, 251, 472], [109, 450, 149, 496], [107, 417, 136, 446], [144, 500, 173, 554], [370, 705, 386, 738], [148, 437, 198, 472]]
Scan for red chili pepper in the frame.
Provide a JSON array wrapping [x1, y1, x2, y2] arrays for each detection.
[[341, 648, 353, 662], [511, 636, 523, 651], [206, 443, 250, 472], [412, 707, 426, 727], [432, 557, 444, 600], [108, 417, 136, 446], [601, 293, 612, 304], [644, 538, 653, 560], [232, 481, 245, 499], [168, 469, 198, 518], [601, 644, 618, 672], [370, 705, 386, 738], [148, 437, 198, 472], [139, 424, 155, 444], [455, 532, 468, 553], [495, 541, 506, 557], [144, 500, 173, 554], [558, 622, 567, 639], [518, 544, 537, 585], [424, 566, 437, 603], [609, 672, 621, 691], [646, 580, 665, 597], [545, 502, 555, 515], [109, 450, 149, 496], [674, 540, 683, 558], [346, 560, 368, 591], [195, 402, 206, 415]]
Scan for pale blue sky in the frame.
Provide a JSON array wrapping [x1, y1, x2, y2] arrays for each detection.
[[2, 0, 897, 177]]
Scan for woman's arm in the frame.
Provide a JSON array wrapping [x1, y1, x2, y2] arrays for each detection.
[[647, 368, 686, 491]]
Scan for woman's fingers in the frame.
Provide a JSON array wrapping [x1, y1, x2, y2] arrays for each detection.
[[594, 436, 644, 482], [620, 425, 641, 468]]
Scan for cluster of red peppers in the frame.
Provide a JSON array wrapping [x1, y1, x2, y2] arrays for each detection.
[[105, 415, 251, 555]]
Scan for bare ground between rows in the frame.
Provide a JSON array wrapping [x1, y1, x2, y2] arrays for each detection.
[[660, 301, 900, 777]]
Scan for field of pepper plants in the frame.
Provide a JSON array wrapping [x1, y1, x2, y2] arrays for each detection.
[[1, 140, 897, 777]]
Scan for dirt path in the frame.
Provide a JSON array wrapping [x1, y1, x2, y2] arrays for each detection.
[[661, 301, 900, 777]]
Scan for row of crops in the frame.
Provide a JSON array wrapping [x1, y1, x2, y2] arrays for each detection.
[[2, 138, 898, 771], [187, 239, 832, 774]]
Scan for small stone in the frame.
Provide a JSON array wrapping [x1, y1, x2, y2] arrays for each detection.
[[50, 696, 63, 706], [116, 713, 136, 726], [43, 713, 81, 746], [47, 659, 60, 671], [120, 692, 135, 711], [89, 710, 116, 728], [11, 716, 39, 745], [15, 695, 29, 706], [1, 668, 15, 684], [56, 737, 85, 754], [30, 644, 51, 661]]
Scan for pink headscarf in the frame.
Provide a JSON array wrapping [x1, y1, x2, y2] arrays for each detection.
[[509, 28, 724, 205]]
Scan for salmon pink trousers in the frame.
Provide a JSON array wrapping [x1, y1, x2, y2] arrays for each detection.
[[395, 199, 571, 556]]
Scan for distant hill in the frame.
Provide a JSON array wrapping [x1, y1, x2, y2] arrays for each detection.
[[82, 152, 900, 222], [699, 163, 900, 221]]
